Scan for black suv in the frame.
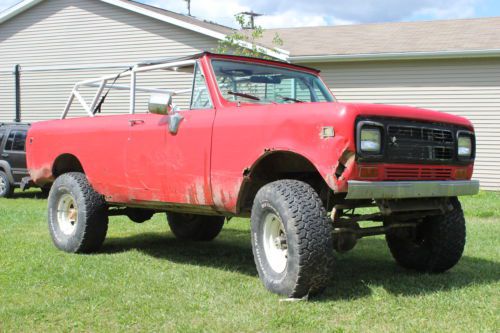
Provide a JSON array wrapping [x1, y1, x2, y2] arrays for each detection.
[[0, 123, 30, 197]]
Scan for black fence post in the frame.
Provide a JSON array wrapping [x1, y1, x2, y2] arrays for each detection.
[[14, 64, 21, 123]]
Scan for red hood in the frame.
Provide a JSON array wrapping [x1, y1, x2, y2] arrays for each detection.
[[341, 102, 474, 130]]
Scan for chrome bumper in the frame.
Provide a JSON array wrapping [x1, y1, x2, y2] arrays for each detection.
[[346, 180, 480, 200]]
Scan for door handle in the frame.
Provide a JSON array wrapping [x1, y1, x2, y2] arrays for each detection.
[[1, 153, 8, 158], [129, 119, 145, 127]]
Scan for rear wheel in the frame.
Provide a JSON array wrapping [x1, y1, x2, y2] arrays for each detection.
[[40, 185, 51, 198], [251, 180, 334, 298], [48, 172, 108, 253], [0, 171, 14, 198], [385, 197, 466, 273], [167, 213, 225, 241]]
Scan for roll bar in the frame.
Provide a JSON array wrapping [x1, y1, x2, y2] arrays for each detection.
[[61, 59, 196, 119]]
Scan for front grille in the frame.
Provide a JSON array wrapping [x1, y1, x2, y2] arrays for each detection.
[[388, 126, 453, 144], [358, 118, 458, 164], [386, 125, 454, 161], [385, 166, 453, 180], [434, 147, 453, 160]]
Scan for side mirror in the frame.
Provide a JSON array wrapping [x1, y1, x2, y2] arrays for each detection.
[[148, 93, 172, 115]]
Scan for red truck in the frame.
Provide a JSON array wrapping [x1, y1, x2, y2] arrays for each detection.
[[27, 52, 479, 298]]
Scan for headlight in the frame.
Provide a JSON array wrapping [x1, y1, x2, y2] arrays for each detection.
[[360, 127, 382, 153], [457, 132, 474, 158]]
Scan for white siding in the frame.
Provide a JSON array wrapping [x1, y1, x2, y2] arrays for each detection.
[[0, 0, 218, 121], [312, 58, 500, 190], [0, 71, 15, 121]]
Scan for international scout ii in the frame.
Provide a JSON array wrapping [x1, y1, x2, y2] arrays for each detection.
[[26, 53, 479, 298]]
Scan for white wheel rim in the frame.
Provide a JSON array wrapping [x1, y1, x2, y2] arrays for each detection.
[[57, 193, 78, 235], [0, 176, 6, 194], [263, 212, 288, 273]]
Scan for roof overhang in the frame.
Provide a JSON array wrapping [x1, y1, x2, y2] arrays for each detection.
[[290, 49, 500, 63], [0, 0, 288, 61], [0, 0, 43, 25]]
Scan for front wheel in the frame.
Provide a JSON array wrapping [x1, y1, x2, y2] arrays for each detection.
[[48, 172, 108, 253], [385, 197, 466, 273], [251, 180, 334, 298]]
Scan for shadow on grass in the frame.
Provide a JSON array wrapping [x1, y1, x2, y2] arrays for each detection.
[[319, 238, 500, 301], [103, 229, 257, 276], [102, 229, 500, 301]]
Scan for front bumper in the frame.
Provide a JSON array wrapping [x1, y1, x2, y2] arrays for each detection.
[[346, 180, 480, 200]]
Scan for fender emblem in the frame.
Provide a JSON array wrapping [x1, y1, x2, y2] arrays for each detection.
[[320, 126, 335, 139]]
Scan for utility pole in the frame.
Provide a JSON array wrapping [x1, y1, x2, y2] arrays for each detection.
[[14, 64, 21, 123], [239, 11, 263, 29], [184, 0, 191, 16]]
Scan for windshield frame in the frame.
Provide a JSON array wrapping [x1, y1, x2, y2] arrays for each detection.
[[209, 58, 336, 105]]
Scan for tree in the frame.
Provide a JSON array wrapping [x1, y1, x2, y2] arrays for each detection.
[[215, 14, 284, 60]]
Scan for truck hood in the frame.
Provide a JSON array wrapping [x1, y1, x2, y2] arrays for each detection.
[[339, 102, 474, 129]]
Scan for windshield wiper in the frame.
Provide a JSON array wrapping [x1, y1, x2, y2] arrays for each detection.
[[277, 95, 304, 103], [227, 90, 260, 101]]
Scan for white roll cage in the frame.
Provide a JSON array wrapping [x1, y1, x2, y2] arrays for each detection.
[[61, 58, 198, 119]]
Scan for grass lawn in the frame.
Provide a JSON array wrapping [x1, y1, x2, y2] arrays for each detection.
[[0, 190, 499, 332]]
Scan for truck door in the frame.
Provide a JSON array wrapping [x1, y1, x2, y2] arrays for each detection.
[[2, 129, 28, 183], [126, 63, 216, 208]]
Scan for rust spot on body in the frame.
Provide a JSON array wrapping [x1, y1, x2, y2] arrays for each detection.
[[29, 164, 54, 186], [326, 138, 355, 192]]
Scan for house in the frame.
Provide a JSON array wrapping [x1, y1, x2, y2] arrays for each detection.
[[0, 0, 499, 189]]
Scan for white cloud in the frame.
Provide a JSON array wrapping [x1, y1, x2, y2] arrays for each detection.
[[257, 10, 329, 28], [149, 0, 249, 27], [144, 0, 483, 28], [0, 0, 484, 28], [147, 0, 358, 28], [411, 0, 478, 20]]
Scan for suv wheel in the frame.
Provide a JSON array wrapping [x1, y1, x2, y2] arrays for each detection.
[[167, 213, 225, 241], [385, 197, 466, 273], [0, 171, 14, 198], [251, 180, 334, 298], [48, 172, 108, 253]]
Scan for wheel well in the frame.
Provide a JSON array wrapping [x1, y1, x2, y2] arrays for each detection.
[[52, 154, 84, 177], [0, 164, 9, 175], [237, 151, 330, 214]]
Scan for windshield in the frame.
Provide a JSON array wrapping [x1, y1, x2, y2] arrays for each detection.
[[211, 60, 334, 104]]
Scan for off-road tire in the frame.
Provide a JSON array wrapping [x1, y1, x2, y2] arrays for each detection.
[[385, 197, 466, 273], [167, 213, 225, 241], [251, 180, 334, 298], [48, 172, 108, 253], [0, 171, 14, 198]]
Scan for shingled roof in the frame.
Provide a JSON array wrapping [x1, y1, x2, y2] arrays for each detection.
[[260, 17, 500, 61], [116, 0, 234, 35]]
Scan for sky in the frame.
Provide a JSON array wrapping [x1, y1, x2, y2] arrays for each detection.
[[1, 0, 500, 28]]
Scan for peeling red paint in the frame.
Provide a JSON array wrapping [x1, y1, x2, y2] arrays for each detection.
[[29, 164, 53, 185]]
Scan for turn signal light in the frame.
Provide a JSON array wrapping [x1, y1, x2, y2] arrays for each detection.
[[359, 166, 379, 179], [454, 168, 468, 180]]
